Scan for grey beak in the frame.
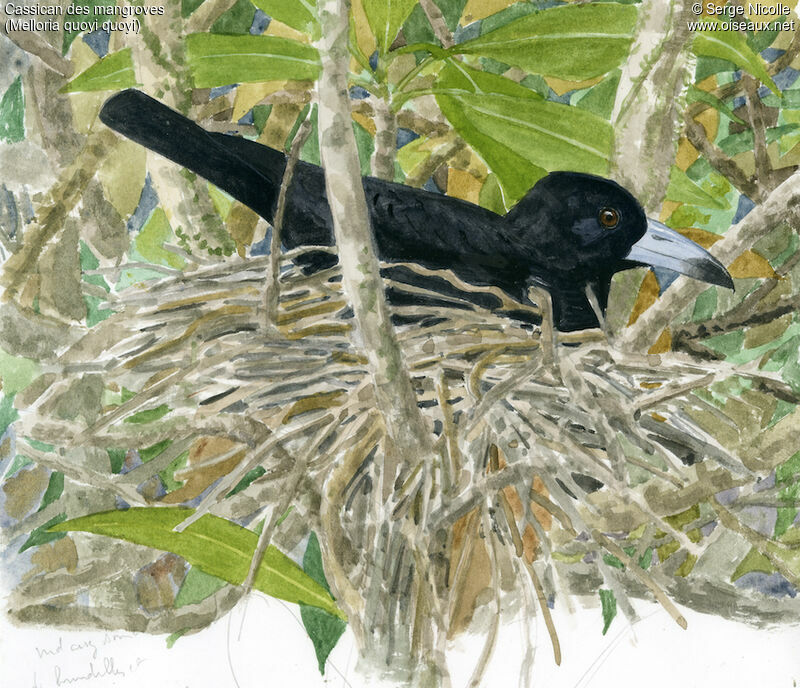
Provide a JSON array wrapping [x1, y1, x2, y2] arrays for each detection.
[[625, 219, 734, 290]]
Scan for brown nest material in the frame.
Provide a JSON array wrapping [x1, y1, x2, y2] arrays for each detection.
[[8, 250, 800, 659]]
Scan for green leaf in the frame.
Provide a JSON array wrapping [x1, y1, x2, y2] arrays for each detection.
[[0, 76, 24, 143], [175, 567, 228, 608], [49, 508, 345, 619], [300, 533, 346, 674], [478, 173, 508, 214], [159, 451, 189, 493], [693, 26, 778, 95], [666, 166, 728, 209], [226, 466, 266, 497], [572, 69, 621, 120], [599, 588, 616, 635], [211, 0, 256, 34], [686, 84, 746, 126], [140, 439, 172, 463], [762, 90, 800, 109], [0, 348, 39, 396], [84, 295, 114, 327], [39, 472, 64, 512], [20, 513, 67, 553], [363, 0, 419, 54], [4, 455, 33, 478], [186, 34, 320, 88], [434, 61, 612, 204], [61, 48, 138, 93], [0, 394, 19, 436], [251, 0, 318, 36], [182, 0, 205, 18], [717, 124, 800, 157], [134, 208, 185, 269], [454, 3, 638, 81], [123, 404, 171, 424], [108, 448, 127, 473], [731, 547, 775, 581]]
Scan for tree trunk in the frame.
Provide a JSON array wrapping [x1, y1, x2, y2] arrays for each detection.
[[314, 0, 440, 682], [610, 0, 695, 214]]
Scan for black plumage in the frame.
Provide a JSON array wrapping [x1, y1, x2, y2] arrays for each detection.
[[99, 89, 732, 331]]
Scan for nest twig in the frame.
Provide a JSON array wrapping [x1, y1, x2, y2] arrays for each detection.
[[8, 248, 800, 658]]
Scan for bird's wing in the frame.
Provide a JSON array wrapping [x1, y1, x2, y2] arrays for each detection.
[[99, 90, 529, 299]]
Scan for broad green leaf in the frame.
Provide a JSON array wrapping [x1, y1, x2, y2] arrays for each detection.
[[599, 588, 616, 635], [61, 49, 138, 93], [434, 61, 612, 204], [693, 27, 778, 95], [0, 76, 24, 143], [251, 0, 318, 36], [454, 3, 637, 81], [363, 0, 419, 54], [49, 508, 345, 619], [186, 34, 320, 87], [300, 533, 346, 674], [666, 166, 728, 209]]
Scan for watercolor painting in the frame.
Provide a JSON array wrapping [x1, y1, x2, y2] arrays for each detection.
[[2, 0, 800, 685]]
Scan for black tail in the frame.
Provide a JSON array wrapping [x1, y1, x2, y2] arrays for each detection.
[[99, 89, 287, 222]]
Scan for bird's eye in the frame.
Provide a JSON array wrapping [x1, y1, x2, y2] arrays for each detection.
[[598, 207, 619, 229]]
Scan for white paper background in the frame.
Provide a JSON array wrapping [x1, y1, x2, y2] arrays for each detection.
[[3, 591, 799, 688]]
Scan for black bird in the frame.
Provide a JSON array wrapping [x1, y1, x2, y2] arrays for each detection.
[[99, 89, 733, 331]]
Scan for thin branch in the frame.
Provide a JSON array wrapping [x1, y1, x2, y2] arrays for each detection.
[[242, 417, 334, 593], [592, 528, 688, 629], [619, 169, 800, 351], [418, 0, 454, 49], [186, 0, 239, 32], [498, 490, 562, 666], [265, 116, 314, 329], [684, 118, 763, 202], [743, 75, 772, 190], [1, 23, 73, 77], [465, 508, 501, 688]]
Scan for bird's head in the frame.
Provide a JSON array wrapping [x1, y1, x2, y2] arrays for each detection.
[[506, 171, 733, 330]]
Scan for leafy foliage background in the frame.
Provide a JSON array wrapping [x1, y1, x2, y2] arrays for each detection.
[[2, 0, 800, 682]]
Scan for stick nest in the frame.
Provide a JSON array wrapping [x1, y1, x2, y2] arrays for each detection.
[[8, 251, 800, 646]]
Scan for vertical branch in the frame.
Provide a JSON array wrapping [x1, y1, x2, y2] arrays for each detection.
[[315, 0, 433, 496], [370, 95, 398, 181], [264, 117, 313, 329], [611, 0, 694, 213], [743, 75, 771, 189], [418, 0, 454, 49]]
